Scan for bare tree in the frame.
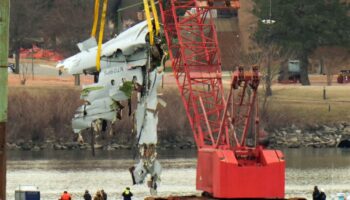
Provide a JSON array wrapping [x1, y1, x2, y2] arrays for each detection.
[[10, 0, 97, 64], [9, 0, 141, 65], [240, 45, 294, 96], [263, 45, 294, 96], [19, 63, 30, 85], [313, 47, 350, 86], [239, 50, 262, 67], [42, 1, 94, 55], [10, 0, 46, 73], [240, 45, 294, 121]]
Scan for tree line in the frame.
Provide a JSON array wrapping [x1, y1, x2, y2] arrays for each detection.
[[9, 0, 127, 73], [253, 0, 350, 85], [9, 0, 350, 84]]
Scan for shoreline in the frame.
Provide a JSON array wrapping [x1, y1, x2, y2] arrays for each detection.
[[268, 123, 350, 148], [6, 123, 350, 151]]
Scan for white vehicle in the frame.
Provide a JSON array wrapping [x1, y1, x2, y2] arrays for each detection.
[[8, 63, 15, 73]]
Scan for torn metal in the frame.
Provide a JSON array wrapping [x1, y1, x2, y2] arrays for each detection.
[[57, 20, 165, 194]]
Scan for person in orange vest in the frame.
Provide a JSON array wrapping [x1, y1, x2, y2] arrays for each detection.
[[60, 191, 72, 200]]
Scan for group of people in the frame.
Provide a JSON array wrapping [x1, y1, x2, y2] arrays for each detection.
[[313, 186, 350, 200], [83, 189, 107, 200], [60, 187, 133, 200]]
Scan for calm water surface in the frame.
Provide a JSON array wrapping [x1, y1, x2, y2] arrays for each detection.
[[6, 148, 350, 200]]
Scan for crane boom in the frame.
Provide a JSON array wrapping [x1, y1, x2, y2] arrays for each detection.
[[157, 0, 285, 198], [159, 0, 230, 148]]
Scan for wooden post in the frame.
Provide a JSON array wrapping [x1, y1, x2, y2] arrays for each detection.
[[0, 0, 10, 200], [74, 74, 80, 86], [0, 124, 5, 200]]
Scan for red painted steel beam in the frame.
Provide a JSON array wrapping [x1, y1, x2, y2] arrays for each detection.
[[160, 0, 229, 148], [159, 1, 285, 198]]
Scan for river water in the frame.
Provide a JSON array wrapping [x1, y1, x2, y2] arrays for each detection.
[[6, 148, 350, 200]]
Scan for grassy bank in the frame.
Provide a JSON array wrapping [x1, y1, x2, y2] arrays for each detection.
[[263, 85, 350, 129], [7, 86, 191, 143], [7, 85, 350, 143], [8, 86, 81, 142]]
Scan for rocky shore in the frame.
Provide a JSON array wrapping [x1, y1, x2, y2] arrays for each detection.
[[268, 123, 350, 148], [6, 123, 350, 151], [5, 137, 197, 151]]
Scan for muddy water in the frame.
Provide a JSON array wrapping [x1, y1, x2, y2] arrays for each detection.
[[6, 148, 350, 200]]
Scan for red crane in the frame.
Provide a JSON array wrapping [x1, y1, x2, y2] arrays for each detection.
[[158, 0, 285, 198]]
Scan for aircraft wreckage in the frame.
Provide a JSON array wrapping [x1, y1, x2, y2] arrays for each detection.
[[57, 21, 166, 194]]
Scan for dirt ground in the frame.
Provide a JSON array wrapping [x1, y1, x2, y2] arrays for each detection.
[[7, 58, 348, 89], [7, 71, 346, 88], [8, 74, 94, 87]]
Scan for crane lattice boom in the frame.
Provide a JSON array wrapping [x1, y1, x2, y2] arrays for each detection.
[[158, 0, 285, 198]]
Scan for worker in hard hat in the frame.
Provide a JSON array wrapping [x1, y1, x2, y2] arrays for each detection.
[[122, 187, 133, 200]]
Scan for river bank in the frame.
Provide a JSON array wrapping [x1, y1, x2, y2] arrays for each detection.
[[7, 85, 350, 151], [5, 136, 196, 151], [268, 123, 350, 148], [5, 122, 350, 151]]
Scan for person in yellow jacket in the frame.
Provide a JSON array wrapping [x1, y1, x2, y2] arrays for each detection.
[[122, 187, 133, 200]]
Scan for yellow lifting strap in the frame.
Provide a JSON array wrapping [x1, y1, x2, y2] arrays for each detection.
[[91, 0, 100, 38], [90, 0, 108, 71], [143, 0, 154, 45], [143, 0, 160, 45], [150, 0, 160, 36], [96, 0, 108, 72]]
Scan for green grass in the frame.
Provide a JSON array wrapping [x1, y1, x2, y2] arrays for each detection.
[[261, 85, 350, 128], [271, 85, 350, 102]]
